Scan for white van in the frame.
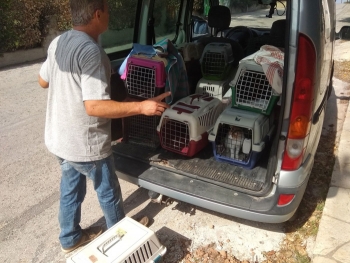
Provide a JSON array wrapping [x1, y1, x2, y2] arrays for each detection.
[[102, 0, 350, 223]]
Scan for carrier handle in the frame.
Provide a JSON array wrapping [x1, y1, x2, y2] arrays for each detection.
[[99, 233, 124, 256]]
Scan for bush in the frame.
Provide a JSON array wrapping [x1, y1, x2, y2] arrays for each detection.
[[53, 0, 71, 31], [0, 0, 71, 53]]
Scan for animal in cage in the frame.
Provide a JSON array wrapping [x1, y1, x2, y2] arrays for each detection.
[[124, 55, 166, 99], [157, 94, 227, 157], [225, 126, 245, 159], [209, 107, 274, 169], [230, 59, 280, 115]]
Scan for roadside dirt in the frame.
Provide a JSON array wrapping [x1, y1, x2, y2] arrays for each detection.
[[159, 61, 348, 263], [334, 60, 350, 83], [172, 129, 336, 263]]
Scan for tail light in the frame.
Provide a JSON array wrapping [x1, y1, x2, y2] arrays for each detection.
[[282, 34, 316, 170], [277, 194, 295, 206]]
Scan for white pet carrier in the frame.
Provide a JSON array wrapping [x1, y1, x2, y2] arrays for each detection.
[[195, 77, 231, 100], [208, 107, 274, 169], [157, 94, 227, 157], [200, 42, 234, 81], [230, 59, 279, 115], [67, 217, 167, 263]]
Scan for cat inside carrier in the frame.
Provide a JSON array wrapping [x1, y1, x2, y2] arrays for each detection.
[[209, 107, 275, 169], [218, 124, 253, 162]]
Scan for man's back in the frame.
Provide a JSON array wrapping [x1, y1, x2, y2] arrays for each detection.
[[40, 30, 112, 162]]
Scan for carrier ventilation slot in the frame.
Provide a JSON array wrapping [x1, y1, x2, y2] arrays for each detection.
[[235, 70, 273, 111], [198, 108, 217, 127], [202, 85, 215, 96], [124, 241, 153, 263]]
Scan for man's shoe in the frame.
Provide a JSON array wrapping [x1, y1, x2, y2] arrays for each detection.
[[137, 216, 149, 227], [61, 226, 103, 253]]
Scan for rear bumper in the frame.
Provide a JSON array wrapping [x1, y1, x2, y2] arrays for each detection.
[[114, 153, 314, 224]]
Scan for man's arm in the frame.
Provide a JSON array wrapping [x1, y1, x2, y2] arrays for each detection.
[[38, 75, 49, 89], [84, 91, 171, 118]]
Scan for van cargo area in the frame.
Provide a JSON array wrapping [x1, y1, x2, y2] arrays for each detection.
[[108, 0, 336, 222], [112, 134, 273, 194]]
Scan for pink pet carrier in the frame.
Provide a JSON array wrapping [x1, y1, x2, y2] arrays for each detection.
[[125, 56, 166, 99]]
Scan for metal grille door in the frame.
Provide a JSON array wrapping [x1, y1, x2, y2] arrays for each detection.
[[202, 52, 226, 77], [126, 64, 156, 99], [160, 119, 190, 154], [235, 70, 273, 111], [125, 115, 160, 149]]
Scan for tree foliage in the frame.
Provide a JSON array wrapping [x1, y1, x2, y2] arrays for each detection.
[[0, 0, 72, 53], [0, 0, 257, 53]]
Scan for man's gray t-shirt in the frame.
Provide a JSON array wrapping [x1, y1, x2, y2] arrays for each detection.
[[40, 30, 112, 162]]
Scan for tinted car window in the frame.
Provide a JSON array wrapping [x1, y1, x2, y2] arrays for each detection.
[[154, 0, 182, 43], [100, 0, 138, 54]]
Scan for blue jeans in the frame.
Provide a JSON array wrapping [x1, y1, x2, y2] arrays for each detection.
[[57, 154, 125, 249]]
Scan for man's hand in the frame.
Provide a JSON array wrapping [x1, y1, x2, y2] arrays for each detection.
[[140, 91, 172, 116], [38, 75, 49, 88], [84, 91, 171, 118]]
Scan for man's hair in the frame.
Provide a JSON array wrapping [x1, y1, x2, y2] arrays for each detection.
[[70, 0, 105, 26]]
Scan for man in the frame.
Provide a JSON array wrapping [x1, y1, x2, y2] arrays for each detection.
[[266, 1, 277, 18], [38, 0, 171, 253]]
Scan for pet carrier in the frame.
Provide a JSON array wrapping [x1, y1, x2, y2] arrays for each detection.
[[125, 55, 166, 99], [67, 217, 167, 263], [195, 77, 231, 100], [157, 94, 227, 157], [200, 42, 234, 81], [230, 59, 280, 115], [123, 114, 161, 149], [208, 107, 274, 169]]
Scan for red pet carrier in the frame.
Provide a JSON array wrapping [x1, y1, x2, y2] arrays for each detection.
[[157, 94, 227, 157]]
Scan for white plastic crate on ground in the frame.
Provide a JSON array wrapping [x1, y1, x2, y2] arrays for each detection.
[[125, 55, 166, 99], [200, 42, 233, 81], [157, 94, 227, 157], [208, 107, 274, 169], [67, 217, 166, 263], [195, 77, 231, 100], [230, 59, 280, 115]]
